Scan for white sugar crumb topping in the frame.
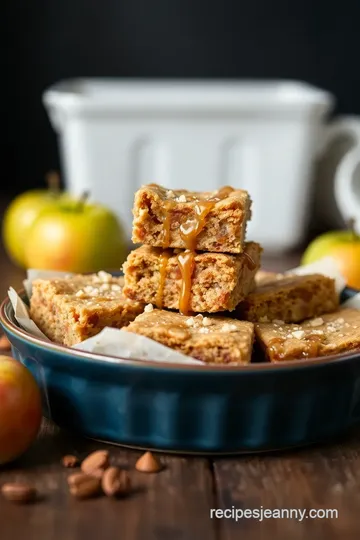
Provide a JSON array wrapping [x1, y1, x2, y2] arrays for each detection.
[[309, 317, 324, 327], [336, 318, 345, 324], [75, 289, 86, 298], [144, 303, 154, 313], [100, 283, 111, 292], [111, 284, 122, 292], [198, 327, 210, 334], [185, 317, 195, 326], [220, 323, 238, 333], [177, 194, 187, 202], [97, 270, 112, 283], [194, 314, 203, 320], [202, 317, 213, 326], [292, 330, 305, 339], [84, 285, 99, 296], [273, 319, 285, 325], [166, 189, 175, 198]]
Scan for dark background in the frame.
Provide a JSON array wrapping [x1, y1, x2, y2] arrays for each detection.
[[3, 0, 360, 195]]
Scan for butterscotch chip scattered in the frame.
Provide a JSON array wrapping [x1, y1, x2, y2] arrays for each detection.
[[81, 450, 110, 478], [61, 455, 80, 468], [101, 467, 131, 497], [67, 473, 101, 499], [0, 335, 11, 351], [1, 482, 37, 503], [135, 451, 162, 473]]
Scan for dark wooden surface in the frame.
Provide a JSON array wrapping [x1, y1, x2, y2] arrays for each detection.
[[0, 237, 359, 539]]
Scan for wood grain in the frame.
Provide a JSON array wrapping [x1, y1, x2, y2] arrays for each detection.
[[214, 430, 360, 540], [0, 421, 217, 540]]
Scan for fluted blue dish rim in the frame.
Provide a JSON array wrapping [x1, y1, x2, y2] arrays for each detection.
[[1, 287, 360, 372]]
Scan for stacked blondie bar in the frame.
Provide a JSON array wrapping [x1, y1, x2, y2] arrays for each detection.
[[121, 184, 262, 363], [29, 183, 360, 365]]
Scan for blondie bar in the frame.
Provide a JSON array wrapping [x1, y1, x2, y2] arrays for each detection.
[[30, 272, 144, 346], [237, 274, 338, 323], [124, 308, 254, 364], [255, 308, 360, 362], [123, 242, 262, 314], [132, 184, 251, 253]]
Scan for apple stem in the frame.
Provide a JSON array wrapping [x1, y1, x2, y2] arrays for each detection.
[[46, 171, 60, 195], [77, 191, 90, 211], [348, 217, 359, 240]]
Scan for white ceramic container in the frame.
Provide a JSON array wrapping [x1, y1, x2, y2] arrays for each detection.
[[43, 79, 360, 250]]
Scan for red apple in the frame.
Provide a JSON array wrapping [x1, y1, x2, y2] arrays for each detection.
[[0, 356, 42, 465]]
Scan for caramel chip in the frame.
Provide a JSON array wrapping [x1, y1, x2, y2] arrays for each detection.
[[62, 455, 80, 468], [81, 450, 110, 478], [1, 482, 37, 503], [135, 451, 162, 473], [67, 473, 101, 499], [101, 467, 131, 497]]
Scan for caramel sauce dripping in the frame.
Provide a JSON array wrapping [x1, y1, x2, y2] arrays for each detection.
[[158, 186, 234, 312], [155, 250, 171, 308], [302, 335, 323, 358], [268, 337, 286, 360], [176, 250, 195, 315], [180, 186, 234, 250]]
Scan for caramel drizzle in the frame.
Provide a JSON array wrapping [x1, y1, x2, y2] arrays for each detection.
[[155, 250, 171, 308], [179, 186, 234, 251], [176, 250, 195, 315], [159, 186, 234, 313], [268, 334, 324, 360]]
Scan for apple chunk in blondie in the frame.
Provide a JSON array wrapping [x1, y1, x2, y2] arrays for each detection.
[[132, 184, 252, 253], [237, 274, 338, 323], [30, 272, 144, 346], [124, 308, 254, 364], [123, 242, 262, 314], [255, 308, 360, 362]]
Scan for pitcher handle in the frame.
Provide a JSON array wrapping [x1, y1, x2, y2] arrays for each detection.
[[323, 116, 360, 228]]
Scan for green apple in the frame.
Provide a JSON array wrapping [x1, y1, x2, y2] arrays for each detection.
[[2, 172, 64, 267], [302, 230, 360, 289], [24, 197, 127, 273]]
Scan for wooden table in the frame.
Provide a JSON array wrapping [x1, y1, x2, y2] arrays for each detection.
[[1, 244, 359, 540]]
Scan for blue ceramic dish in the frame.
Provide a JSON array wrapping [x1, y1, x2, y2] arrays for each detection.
[[1, 288, 359, 454]]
